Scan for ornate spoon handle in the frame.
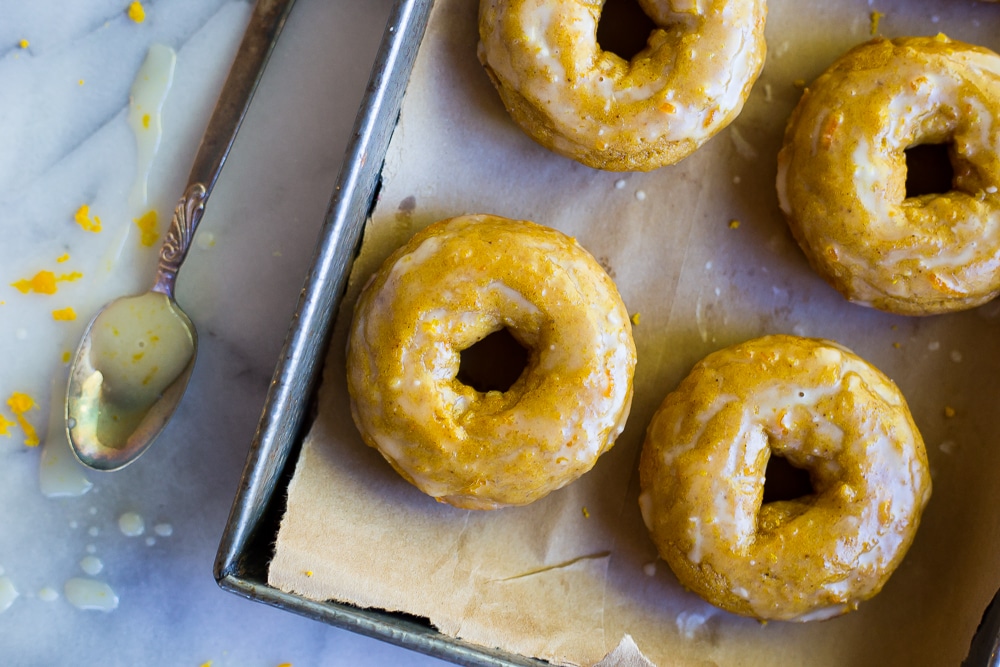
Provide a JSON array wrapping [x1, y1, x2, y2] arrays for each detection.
[[149, 0, 296, 298], [152, 183, 207, 297]]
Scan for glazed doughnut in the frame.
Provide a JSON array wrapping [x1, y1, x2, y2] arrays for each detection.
[[478, 0, 767, 171], [639, 335, 931, 622], [777, 35, 1000, 315], [346, 214, 636, 510]]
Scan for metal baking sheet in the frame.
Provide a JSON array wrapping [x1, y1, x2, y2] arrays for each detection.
[[214, 0, 539, 664], [215, 0, 1000, 664]]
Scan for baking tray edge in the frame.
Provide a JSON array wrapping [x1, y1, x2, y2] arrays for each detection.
[[212, 0, 546, 664]]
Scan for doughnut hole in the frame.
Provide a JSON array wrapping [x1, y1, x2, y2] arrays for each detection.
[[761, 452, 815, 504], [757, 439, 820, 536], [595, 0, 658, 61], [904, 142, 956, 198], [456, 327, 530, 393]]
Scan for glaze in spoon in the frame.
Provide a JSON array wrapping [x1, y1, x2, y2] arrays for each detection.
[[66, 0, 296, 471]]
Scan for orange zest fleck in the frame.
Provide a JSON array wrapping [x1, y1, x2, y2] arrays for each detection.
[[127, 1, 146, 23], [52, 307, 77, 321], [630, 312, 641, 326], [74, 204, 102, 232], [7, 392, 39, 447], [930, 273, 963, 295], [133, 209, 159, 247], [7, 393, 32, 414], [62, 350, 72, 364], [11, 269, 82, 295], [909, 76, 929, 93], [819, 111, 843, 149], [870, 11, 884, 36], [18, 39, 29, 49], [728, 219, 741, 229], [0, 413, 14, 437], [56, 253, 70, 263], [774, 409, 790, 435], [12, 270, 57, 294]]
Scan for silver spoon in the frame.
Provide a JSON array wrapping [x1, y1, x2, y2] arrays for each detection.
[[66, 0, 296, 471]]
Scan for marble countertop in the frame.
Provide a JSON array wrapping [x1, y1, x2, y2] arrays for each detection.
[[1, 0, 447, 664]]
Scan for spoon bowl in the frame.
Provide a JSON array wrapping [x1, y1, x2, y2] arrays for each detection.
[[64, 0, 296, 471], [66, 182, 205, 471], [67, 292, 197, 471]]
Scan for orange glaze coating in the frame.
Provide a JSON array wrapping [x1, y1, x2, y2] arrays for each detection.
[[777, 36, 1000, 315], [478, 0, 767, 171], [639, 335, 931, 622], [346, 215, 636, 510]]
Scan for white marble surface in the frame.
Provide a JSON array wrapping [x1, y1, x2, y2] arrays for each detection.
[[0, 0, 447, 664]]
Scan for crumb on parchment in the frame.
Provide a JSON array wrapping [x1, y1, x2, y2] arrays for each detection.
[[870, 11, 884, 36]]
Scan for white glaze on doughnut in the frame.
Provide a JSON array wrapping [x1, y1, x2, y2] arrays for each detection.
[[777, 36, 1000, 314], [639, 335, 931, 622], [347, 215, 636, 510], [478, 0, 767, 171]]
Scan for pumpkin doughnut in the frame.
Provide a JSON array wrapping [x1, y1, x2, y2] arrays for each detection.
[[346, 214, 636, 510], [639, 335, 931, 622], [477, 0, 768, 171], [777, 35, 1000, 315]]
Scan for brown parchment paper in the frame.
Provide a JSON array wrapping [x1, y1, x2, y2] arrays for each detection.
[[269, 1, 1000, 665]]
